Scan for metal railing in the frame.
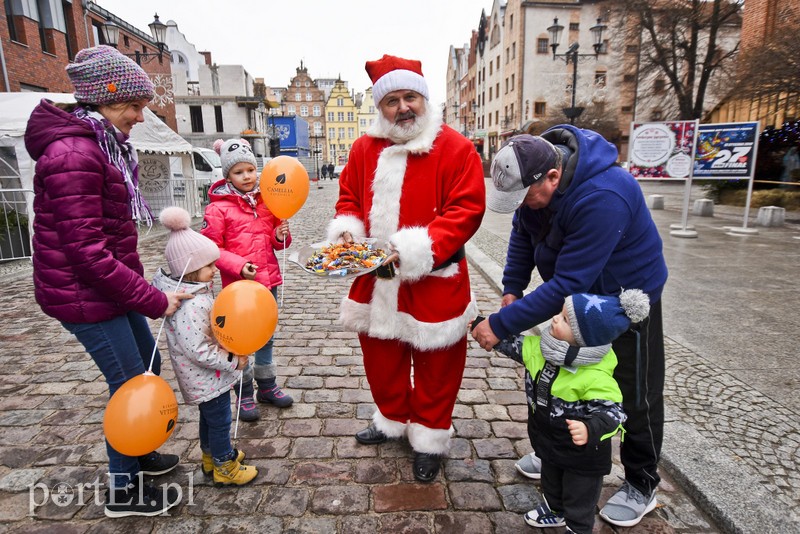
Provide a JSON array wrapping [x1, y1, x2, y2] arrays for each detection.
[[0, 188, 32, 262]]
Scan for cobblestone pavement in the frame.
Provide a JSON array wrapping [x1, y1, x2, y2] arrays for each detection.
[[0, 180, 760, 533]]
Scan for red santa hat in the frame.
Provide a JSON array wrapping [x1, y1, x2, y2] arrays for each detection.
[[365, 54, 429, 105]]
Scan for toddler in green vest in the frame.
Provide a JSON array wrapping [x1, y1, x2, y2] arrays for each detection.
[[472, 289, 649, 534]]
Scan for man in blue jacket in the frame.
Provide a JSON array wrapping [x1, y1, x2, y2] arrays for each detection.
[[471, 126, 668, 528]]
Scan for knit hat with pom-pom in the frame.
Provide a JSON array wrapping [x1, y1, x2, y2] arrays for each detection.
[[214, 138, 257, 178], [160, 206, 220, 276], [565, 289, 651, 347], [66, 45, 155, 105]]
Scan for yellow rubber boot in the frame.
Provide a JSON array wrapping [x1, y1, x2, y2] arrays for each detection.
[[202, 449, 245, 477], [213, 459, 258, 486]]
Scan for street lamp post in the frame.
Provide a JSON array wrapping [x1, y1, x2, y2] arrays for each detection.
[[101, 13, 168, 66], [546, 17, 606, 124]]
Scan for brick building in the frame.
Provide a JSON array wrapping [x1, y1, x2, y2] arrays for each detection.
[[1, 1, 176, 129]]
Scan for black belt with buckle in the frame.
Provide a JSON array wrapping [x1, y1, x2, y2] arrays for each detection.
[[374, 246, 465, 279], [432, 246, 465, 272]]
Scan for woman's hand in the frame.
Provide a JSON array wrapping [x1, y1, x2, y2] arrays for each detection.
[[163, 291, 193, 317], [241, 263, 257, 280], [275, 219, 289, 241]]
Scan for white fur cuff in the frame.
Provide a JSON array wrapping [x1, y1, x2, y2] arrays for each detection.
[[373, 410, 408, 439], [326, 215, 366, 244], [407, 422, 453, 455], [390, 226, 433, 282]]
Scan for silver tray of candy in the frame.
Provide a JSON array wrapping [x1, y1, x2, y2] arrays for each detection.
[[288, 240, 388, 278]]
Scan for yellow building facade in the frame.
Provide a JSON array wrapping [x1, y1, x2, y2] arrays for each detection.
[[326, 79, 359, 165]]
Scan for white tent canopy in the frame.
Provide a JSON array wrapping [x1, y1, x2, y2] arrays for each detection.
[[0, 92, 202, 220]]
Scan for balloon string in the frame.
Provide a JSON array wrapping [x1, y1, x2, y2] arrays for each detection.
[[281, 246, 286, 307], [233, 372, 243, 442], [148, 258, 192, 373]]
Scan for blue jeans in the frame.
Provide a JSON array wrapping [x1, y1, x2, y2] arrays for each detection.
[[199, 389, 234, 463], [61, 312, 161, 490]]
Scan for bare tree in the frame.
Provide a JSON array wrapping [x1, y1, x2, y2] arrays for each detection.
[[732, 18, 800, 111], [609, 0, 742, 120]]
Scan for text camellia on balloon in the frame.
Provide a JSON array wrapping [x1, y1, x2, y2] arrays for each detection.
[[211, 280, 278, 355], [260, 156, 310, 219], [104, 372, 178, 456]]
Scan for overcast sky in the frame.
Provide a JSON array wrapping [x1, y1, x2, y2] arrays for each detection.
[[95, 0, 492, 109]]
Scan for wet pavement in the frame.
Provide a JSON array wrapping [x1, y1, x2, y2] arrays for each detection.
[[0, 178, 797, 533]]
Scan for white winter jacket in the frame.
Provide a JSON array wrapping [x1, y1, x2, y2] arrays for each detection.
[[153, 269, 240, 405]]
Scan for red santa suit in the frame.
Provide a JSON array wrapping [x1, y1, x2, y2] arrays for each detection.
[[327, 112, 485, 455]]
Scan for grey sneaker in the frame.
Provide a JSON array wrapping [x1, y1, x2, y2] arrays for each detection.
[[599, 481, 658, 527], [514, 452, 541, 480], [524, 502, 566, 528]]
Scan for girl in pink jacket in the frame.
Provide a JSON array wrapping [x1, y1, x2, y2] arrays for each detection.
[[201, 139, 293, 421]]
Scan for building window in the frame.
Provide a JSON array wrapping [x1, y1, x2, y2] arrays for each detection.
[[328, 127, 335, 139], [306, 92, 312, 101], [214, 105, 223, 132], [534, 102, 546, 116], [594, 71, 607, 87], [360, 118, 366, 127], [189, 106, 204, 133], [295, 93, 301, 101], [348, 127, 355, 138], [338, 127, 345, 138], [337, 112, 344, 121], [19, 82, 47, 92], [537, 38, 548, 54], [313, 105, 320, 116], [511, 73, 515, 90], [504, 78, 508, 94], [512, 42, 516, 59], [288, 105, 296, 114], [300, 105, 308, 117], [337, 97, 344, 106], [621, 106, 632, 113], [347, 112, 354, 121], [489, 87, 492, 101], [626, 44, 638, 53], [569, 22, 579, 31], [623, 74, 636, 83], [654, 79, 665, 93], [5, 0, 24, 43], [328, 111, 334, 121]]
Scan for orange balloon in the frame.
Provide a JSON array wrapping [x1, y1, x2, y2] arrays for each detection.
[[260, 156, 310, 219], [211, 280, 278, 355], [104, 372, 178, 457]]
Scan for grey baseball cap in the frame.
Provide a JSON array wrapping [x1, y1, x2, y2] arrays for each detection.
[[487, 135, 564, 213]]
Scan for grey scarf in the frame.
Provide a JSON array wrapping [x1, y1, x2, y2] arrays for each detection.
[[540, 325, 610, 373]]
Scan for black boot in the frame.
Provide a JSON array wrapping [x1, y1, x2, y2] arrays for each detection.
[[355, 424, 387, 445], [413, 452, 442, 483]]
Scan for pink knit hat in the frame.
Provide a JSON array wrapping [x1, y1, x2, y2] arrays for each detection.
[[160, 207, 219, 276], [66, 45, 155, 105]]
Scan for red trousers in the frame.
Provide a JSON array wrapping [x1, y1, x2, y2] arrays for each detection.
[[359, 333, 467, 430]]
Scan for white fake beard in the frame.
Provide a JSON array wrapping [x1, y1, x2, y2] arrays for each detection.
[[376, 102, 432, 144]]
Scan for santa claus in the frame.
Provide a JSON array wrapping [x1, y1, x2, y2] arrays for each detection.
[[326, 54, 486, 482]]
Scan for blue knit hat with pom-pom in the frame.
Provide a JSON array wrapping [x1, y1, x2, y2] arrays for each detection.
[[565, 289, 650, 347]]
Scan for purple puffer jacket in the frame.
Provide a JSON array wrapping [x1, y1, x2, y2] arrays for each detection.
[[24, 99, 167, 323]]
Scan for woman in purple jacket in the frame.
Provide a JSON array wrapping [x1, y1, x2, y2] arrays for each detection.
[[24, 46, 190, 518]]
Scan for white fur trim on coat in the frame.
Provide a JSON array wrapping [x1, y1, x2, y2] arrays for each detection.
[[326, 215, 366, 244], [372, 409, 408, 439], [407, 422, 453, 455], [339, 295, 478, 351], [390, 226, 433, 282]]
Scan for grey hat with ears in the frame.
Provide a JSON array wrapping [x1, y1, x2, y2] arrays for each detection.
[[214, 138, 257, 178]]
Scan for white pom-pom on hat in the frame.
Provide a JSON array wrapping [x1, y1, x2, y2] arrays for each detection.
[[619, 288, 651, 324]]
